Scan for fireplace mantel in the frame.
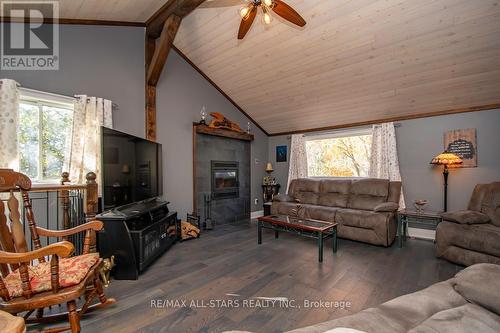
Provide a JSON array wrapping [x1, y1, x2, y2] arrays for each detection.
[[193, 123, 254, 141]]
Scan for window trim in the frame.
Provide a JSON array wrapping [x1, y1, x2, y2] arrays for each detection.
[[305, 127, 372, 142], [304, 127, 373, 178], [20, 87, 75, 108], [18, 89, 74, 184]]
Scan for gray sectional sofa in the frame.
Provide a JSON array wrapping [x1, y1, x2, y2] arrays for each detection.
[[286, 263, 500, 333], [436, 182, 500, 266], [272, 178, 401, 246]]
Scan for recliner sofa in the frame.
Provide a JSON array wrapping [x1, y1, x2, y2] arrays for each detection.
[[286, 263, 500, 333], [436, 182, 500, 266], [272, 178, 401, 246]]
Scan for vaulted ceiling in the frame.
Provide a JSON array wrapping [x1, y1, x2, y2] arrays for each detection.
[[4, 1, 500, 135], [6, 0, 167, 23], [174, 0, 500, 135]]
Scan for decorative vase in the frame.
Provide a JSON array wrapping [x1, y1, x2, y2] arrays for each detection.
[[413, 199, 428, 214]]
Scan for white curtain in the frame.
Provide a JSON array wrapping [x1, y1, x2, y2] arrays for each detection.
[[64, 95, 113, 186], [369, 122, 405, 208], [287, 134, 308, 191], [0, 79, 20, 170]]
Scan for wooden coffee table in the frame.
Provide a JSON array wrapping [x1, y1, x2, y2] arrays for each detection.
[[257, 214, 338, 262]]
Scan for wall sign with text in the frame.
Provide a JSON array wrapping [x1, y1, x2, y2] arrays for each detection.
[[444, 128, 477, 168]]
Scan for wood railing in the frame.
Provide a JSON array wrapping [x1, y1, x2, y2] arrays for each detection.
[[0, 172, 99, 255]]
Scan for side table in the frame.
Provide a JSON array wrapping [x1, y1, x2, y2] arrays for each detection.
[[263, 202, 272, 216], [397, 210, 443, 247]]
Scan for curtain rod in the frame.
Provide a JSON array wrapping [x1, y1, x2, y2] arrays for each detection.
[[286, 122, 402, 139], [18, 87, 118, 109], [75, 95, 118, 108]]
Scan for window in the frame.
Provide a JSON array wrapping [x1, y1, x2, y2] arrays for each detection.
[[306, 129, 372, 178], [18, 89, 74, 182]]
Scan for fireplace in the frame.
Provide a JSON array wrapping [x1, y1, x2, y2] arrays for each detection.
[[211, 161, 239, 200]]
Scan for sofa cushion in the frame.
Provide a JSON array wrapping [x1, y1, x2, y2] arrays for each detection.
[[408, 303, 500, 333], [453, 263, 500, 316], [373, 202, 399, 212], [435, 221, 500, 259], [302, 205, 337, 222], [468, 184, 490, 211], [481, 182, 500, 227], [318, 179, 351, 208], [336, 209, 391, 230], [441, 210, 491, 224], [348, 179, 389, 210], [285, 280, 467, 333], [291, 179, 321, 205], [350, 178, 389, 197]]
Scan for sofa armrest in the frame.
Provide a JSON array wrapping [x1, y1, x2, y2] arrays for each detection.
[[441, 210, 490, 224], [373, 202, 399, 212], [273, 194, 294, 203]]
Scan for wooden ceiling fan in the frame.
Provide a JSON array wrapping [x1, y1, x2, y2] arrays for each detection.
[[203, 0, 306, 39]]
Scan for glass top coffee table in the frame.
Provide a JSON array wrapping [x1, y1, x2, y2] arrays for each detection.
[[257, 214, 338, 262]]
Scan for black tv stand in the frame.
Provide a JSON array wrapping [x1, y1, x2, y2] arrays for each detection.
[[97, 199, 179, 280]]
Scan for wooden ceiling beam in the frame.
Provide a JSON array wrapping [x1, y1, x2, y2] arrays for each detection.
[[147, 14, 182, 86], [144, 1, 206, 141], [146, 0, 206, 38]]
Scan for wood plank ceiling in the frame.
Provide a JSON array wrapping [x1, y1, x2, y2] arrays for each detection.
[[9, 0, 169, 23], [174, 0, 500, 135]]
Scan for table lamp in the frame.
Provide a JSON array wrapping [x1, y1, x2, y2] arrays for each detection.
[[430, 151, 463, 212], [265, 162, 274, 173]]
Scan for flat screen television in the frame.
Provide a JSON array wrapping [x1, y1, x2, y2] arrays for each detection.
[[101, 127, 163, 210]]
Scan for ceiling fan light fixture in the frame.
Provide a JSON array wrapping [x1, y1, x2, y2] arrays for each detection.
[[239, 4, 253, 20], [262, 5, 272, 25], [263, 0, 273, 7]]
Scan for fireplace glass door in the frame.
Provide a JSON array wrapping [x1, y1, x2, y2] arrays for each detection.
[[211, 161, 239, 199]]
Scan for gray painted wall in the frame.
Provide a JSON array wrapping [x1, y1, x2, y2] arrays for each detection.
[[156, 51, 268, 218], [1, 24, 269, 218], [268, 109, 500, 212], [0, 24, 145, 138]]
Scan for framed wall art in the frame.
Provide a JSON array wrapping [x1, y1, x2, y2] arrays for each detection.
[[444, 128, 477, 168]]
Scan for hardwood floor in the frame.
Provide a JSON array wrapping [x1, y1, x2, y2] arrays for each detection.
[[66, 221, 461, 332]]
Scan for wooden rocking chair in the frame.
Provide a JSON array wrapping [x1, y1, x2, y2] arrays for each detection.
[[0, 169, 116, 332]]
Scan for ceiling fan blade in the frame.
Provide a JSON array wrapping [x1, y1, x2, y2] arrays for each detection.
[[199, 0, 245, 8], [272, 0, 306, 27], [238, 6, 257, 39]]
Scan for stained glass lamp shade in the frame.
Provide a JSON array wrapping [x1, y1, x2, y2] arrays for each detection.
[[430, 151, 463, 212]]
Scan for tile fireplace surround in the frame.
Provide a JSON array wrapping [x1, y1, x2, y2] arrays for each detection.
[[194, 131, 251, 225]]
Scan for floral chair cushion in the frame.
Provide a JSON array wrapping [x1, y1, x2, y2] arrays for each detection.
[[4, 253, 99, 298]]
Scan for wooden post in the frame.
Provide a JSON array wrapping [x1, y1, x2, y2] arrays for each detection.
[[146, 85, 157, 141], [84, 172, 98, 253], [60, 172, 71, 231]]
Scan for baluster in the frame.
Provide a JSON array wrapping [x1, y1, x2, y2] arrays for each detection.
[[84, 172, 98, 253]]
